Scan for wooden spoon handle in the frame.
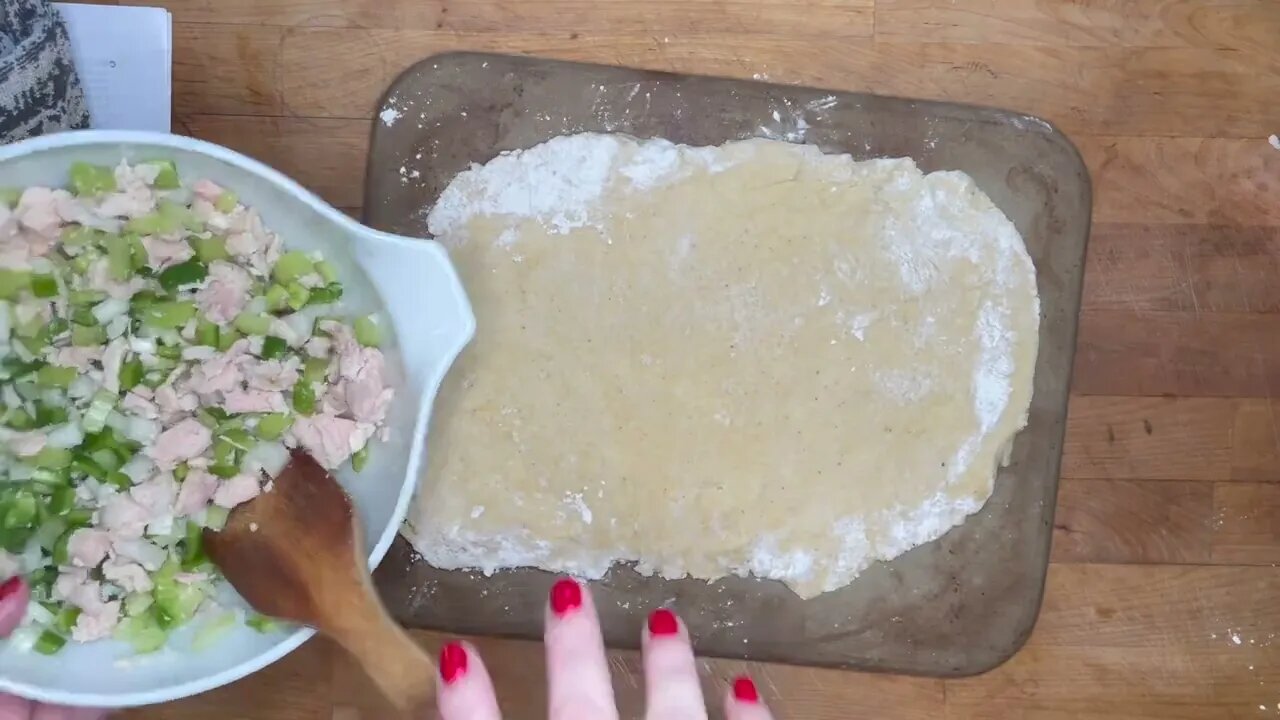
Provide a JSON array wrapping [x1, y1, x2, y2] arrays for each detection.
[[329, 604, 437, 716]]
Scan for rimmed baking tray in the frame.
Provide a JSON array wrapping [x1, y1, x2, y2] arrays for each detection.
[[365, 52, 1090, 676]]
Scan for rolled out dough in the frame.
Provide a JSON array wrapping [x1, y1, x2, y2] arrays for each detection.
[[405, 134, 1040, 598]]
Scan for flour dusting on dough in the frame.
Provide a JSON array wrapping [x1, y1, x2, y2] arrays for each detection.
[[407, 133, 1040, 598]]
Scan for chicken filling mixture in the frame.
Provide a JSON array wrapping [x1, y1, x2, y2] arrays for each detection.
[[0, 161, 391, 654]]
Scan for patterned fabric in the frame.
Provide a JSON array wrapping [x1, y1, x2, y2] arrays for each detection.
[[0, 0, 90, 143]]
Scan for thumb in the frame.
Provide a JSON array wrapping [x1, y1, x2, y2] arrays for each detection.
[[0, 576, 29, 637]]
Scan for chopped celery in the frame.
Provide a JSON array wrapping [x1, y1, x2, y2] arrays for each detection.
[[246, 614, 283, 634], [209, 463, 239, 479], [195, 318, 220, 347], [34, 446, 73, 469], [5, 408, 35, 431], [314, 260, 339, 284], [213, 191, 238, 214], [125, 592, 154, 617], [125, 200, 196, 235], [163, 200, 204, 232], [157, 259, 207, 292], [35, 365, 77, 388], [119, 357, 144, 390], [62, 225, 102, 247], [69, 306, 98, 327], [33, 629, 68, 655], [34, 404, 68, 425], [291, 381, 316, 415], [3, 491, 38, 529], [192, 611, 237, 651], [216, 327, 242, 352], [71, 454, 108, 482], [52, 607, 81, 635], [191, 235, 229, 262], [68, 289, 107, 306], [51, 530, 73, 565], [148, 160, 181, 189], [30, 467, 71, 488], [90, 447, 124, 472], [155, 343, 182, 361], [127, 233, 150, 270], [114, 614, 167, 653], [0, 269, 31, 299], [233, 312, 272, 336], [0, 188, 20, 208], [213, 438, 238, 466], [256, 412, 293, 441], [284, 282, 310, 310], [106, 471, 133, 490], [173, 462, 189, 482], [103, 233, 134, 281], [306, 283, 343, 306], [351, 445, 369, 473], [302, 357, 329, 384], [153, 577, 205, 629], [271, 251, 313, 284], [82, 389, 117, 433], [71, 324, 107, 346], [30, 273, 58, 298], [181, 521, 208, 570], [48, 486, 76, 516], [64, 508, 93, 528], [202, 505, 229, 530], [353, 315, 381, 347], [264, 284, 290, 311], [138, 300, 197, 329], [68, 162, 117, 196], [259, 335, 288, 360]]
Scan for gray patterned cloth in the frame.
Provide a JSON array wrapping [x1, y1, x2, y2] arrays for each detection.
[[0, 0, 90, 143]]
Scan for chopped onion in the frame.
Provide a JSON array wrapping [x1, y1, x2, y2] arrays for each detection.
[[121, 455, 155, 483], [105, 410, 130, 434], [67, 375, 98, 400], [106, 315, 131, 340], [46, 423, 84, 449], [181, 346, 216, 361], [244, 441, 289, 478], [122, 416, 160, 444], [92, 297, 130, 325], [128, 337, 157, 356]]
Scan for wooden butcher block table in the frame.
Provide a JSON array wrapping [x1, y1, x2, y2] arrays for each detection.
[[119, 0, 1280, 717]]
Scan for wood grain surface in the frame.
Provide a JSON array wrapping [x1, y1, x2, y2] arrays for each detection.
[[110, 0, 1280, 716]]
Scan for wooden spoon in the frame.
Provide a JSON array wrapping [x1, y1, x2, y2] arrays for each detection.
[[204, 450, 436, 717]]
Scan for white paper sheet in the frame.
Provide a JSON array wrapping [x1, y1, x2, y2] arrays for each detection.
[[53, 3, 172, 132]]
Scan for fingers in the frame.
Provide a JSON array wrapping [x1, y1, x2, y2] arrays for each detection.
[[545, 579, 618, 720], [31, 706, 110, 720], [0, 577, 28, 637], [0, 693, 34, 720], [435, 641, 502, 720], [642, 609, 707, 720], [723, 676, 774, 720]]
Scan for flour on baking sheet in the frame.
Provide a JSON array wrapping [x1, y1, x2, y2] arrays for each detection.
[[406, 133, 1040, 598]]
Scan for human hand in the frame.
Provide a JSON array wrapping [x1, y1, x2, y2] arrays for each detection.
[[0, 577, 107, 720], [436, 578, 773, 719]]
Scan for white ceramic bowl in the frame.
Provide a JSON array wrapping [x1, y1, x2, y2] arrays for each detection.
[[0, 131, 475, 707]]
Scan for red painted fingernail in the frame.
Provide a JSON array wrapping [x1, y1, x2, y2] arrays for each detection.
[[732, 675, 759, 703], [648, 608, 680, 636], [550, 578, 582, 616], [439, 642, 468, 684], [0, 577, 20, 602]]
